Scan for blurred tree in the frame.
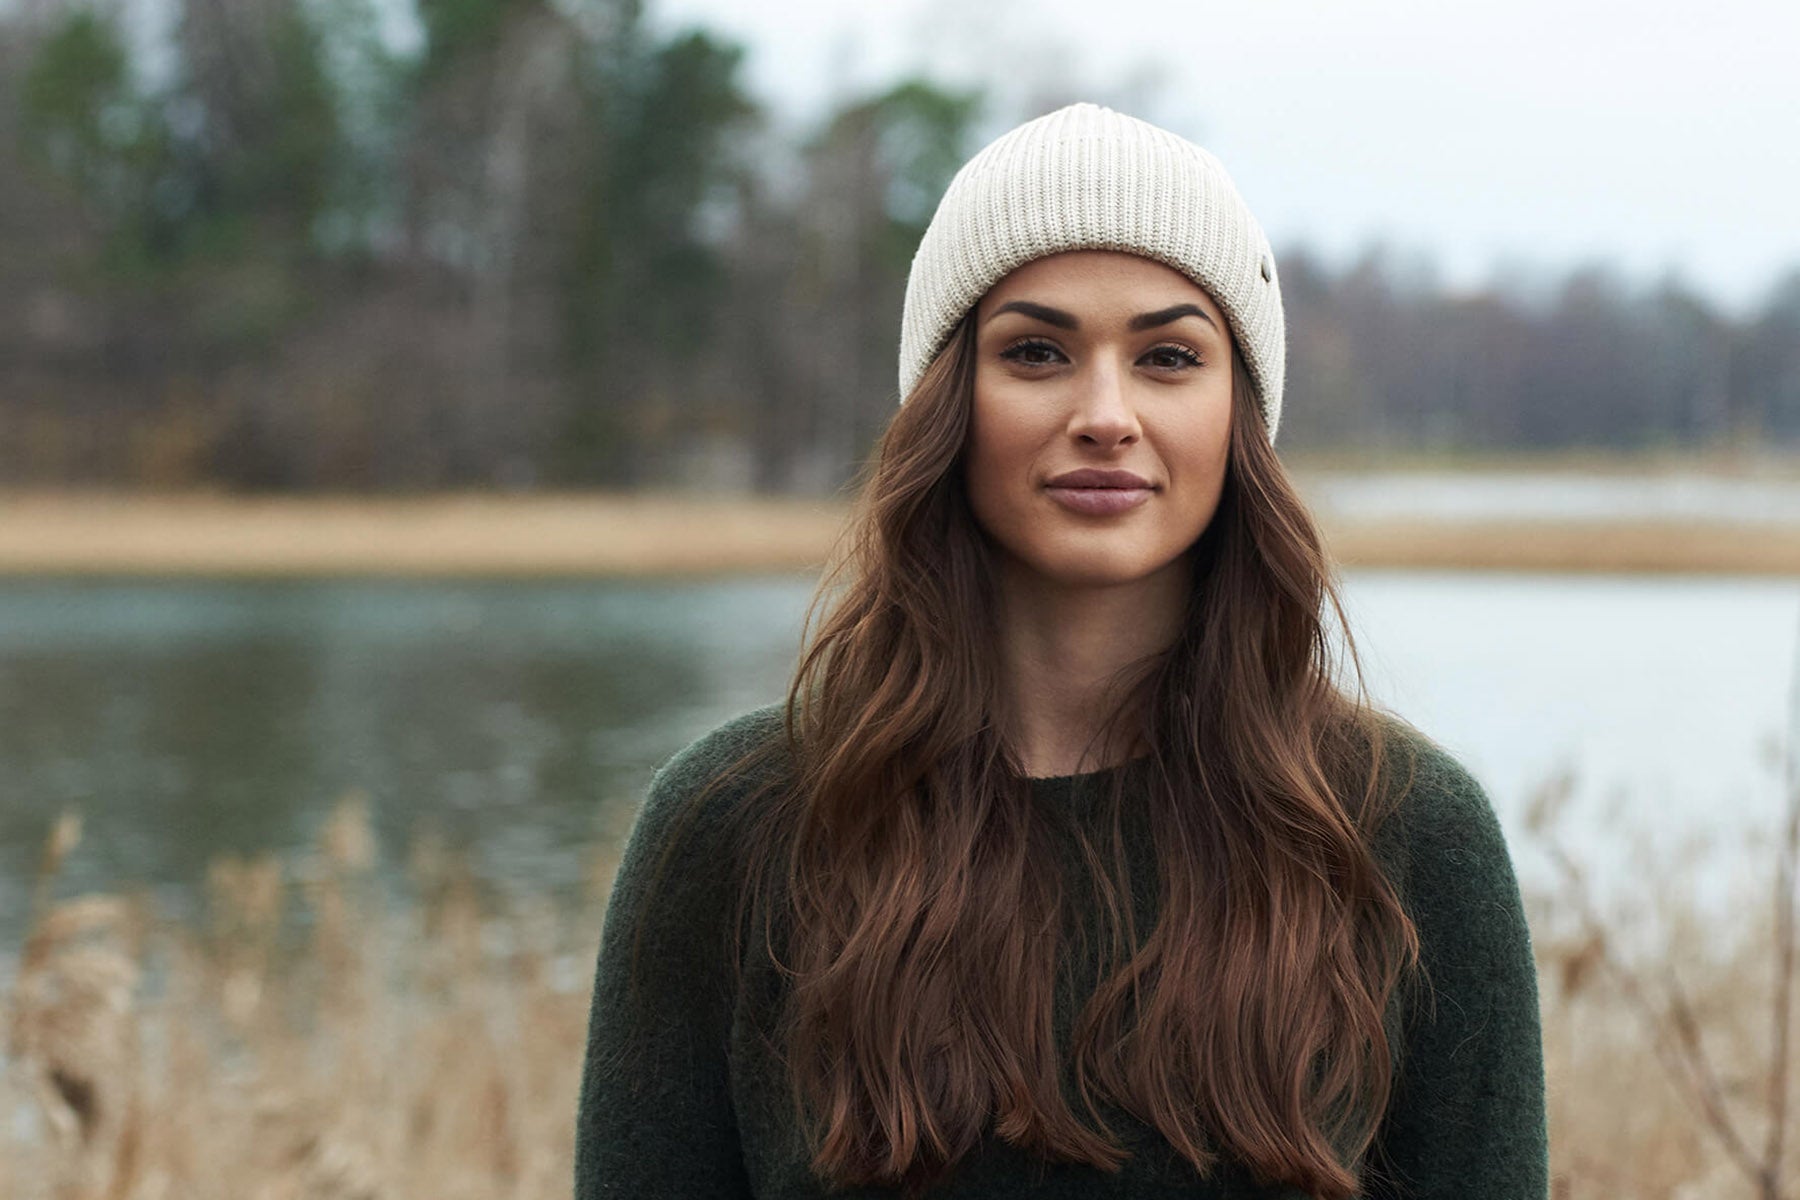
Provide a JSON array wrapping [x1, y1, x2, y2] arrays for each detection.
[[1440, 290, 1536, 451], [12, 3, 185, 482], [1281, 245, 1404, 452], [1516, 265, 1639, 451], [2, 2, 1798, 490], [558, 20, 758, 486], [752, 79, 982, 493], [306, 0, 412, 262], [16, 6, 153, 234], [378, 0, 594, 488], [1642, 277, 1732, 449], [1737, 269, 1800, 444], [165, 0, 341, 285], [415, 0, 534, 76], [163, 0, 355, 488]]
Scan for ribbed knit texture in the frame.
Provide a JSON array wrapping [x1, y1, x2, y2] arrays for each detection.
[[575, 703, 1549, 1198], [898, 102, 1288, 443]]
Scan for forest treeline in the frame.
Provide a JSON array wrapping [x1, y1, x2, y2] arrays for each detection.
[[3, 0, 1797, 494]]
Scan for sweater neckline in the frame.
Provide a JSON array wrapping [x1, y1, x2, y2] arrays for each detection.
[[1023, 752, 1152, 791]]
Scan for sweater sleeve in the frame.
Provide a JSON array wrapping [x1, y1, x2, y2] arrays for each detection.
[[574, 736, 756, 1199], [1362, 742, 1550, 1200]]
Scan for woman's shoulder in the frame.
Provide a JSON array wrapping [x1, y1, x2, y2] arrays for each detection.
[[610, 703, 795, 923], [637, 701, 797, 838], [1364, 713, 1522, 914], [652, 700, 793, 792], [1373, 715, 1503, 838]]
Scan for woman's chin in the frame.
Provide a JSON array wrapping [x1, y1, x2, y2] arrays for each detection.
[[1010, 547, 1171, 591]]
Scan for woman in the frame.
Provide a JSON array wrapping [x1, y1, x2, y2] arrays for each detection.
[[575, 102, 1548, 1199]]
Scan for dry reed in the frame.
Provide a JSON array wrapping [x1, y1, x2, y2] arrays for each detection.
[[1, 795, 624, 1200], [1526, 605, 1800, 1199]]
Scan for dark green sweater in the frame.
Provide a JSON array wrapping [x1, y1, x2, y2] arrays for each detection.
[[575, 703, 1548, 1198]]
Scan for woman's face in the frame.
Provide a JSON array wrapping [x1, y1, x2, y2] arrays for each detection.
[[965, 249, 1235, 592]]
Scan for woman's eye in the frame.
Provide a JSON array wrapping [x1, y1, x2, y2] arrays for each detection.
[[997, 340, 1204, 371], [1145, 343, 1203, 370], [999, 339, 1062, 367]]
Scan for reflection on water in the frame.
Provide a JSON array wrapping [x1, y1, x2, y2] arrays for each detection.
[[0, 570, 1795, 954], [1332, 570, 1800, 912], [0, 576, 812, 950]]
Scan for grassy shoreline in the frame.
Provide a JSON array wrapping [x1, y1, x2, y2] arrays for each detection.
[[1279, 445, 1800, 478], [0, 483, 1797, 577]]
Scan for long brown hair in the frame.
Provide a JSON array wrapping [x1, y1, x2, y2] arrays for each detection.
[[629, 307, 1426, 1198]]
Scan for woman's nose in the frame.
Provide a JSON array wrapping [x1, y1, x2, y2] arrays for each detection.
[[1067, 359, 1141, 446]]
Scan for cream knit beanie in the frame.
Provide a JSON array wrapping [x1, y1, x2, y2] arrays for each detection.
[[897, 101, 1287, 443]]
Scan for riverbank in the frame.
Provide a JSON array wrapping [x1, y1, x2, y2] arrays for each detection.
[[1, 472, 1797, 577]]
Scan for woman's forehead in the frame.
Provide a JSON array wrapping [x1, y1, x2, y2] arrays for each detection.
[[986, 250, 1224, 309], [977, 251, 1227, 330]]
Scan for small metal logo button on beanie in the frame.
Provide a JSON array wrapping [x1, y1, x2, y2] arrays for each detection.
[[896, 101, 1289, 444]]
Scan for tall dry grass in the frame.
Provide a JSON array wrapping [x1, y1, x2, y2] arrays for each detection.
[[2, 664, 1797, 1198], [0, 795, 623, 1200], [1526, 607, 1800, 1200]]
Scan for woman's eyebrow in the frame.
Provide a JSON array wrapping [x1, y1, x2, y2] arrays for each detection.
[[1129, 303, 1218, 332], [984, 299, 1218, 332]]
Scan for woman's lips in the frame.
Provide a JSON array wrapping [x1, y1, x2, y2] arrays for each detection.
[[1044, 485, 1153, 515]]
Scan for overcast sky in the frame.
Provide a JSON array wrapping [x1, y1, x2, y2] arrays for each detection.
[[647, 0, 1800, 318]]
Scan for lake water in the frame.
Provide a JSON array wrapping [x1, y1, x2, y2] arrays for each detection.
[[0, 571, 1795, 964]]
